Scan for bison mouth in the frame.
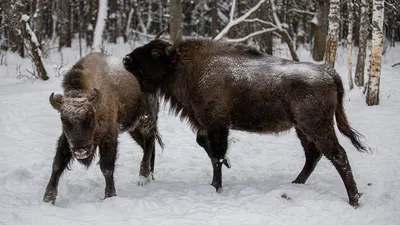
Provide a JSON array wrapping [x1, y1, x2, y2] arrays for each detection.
[[71, 145, 92, 160]]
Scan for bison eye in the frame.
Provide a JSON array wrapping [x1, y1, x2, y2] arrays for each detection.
[[151, 50, 161, 59]]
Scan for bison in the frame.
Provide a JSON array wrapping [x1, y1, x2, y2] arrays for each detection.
[[122, 32, 367, 207], [43, 52, 163, 204]]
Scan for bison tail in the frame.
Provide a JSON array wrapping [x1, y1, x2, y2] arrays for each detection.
[[327, 66, 367, 152]]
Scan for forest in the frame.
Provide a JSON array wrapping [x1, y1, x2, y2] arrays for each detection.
[[0, 0, 399, 99]]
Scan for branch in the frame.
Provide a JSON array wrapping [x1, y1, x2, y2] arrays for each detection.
[[229, 0, 236, 22], [214, 0, 266, 40], [270, 0, 281, 29], [244, 18, 278, 28], [226, 28, 277, 42], [287, 9, 315, 16], [392, 62, 400, 67]]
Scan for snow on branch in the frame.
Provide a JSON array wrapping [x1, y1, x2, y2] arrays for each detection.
[[226, 28, 277, 42], [287, 9, 315, 16], [214, 0, 266, 40]]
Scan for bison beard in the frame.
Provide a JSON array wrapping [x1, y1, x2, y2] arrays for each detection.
[[43, 53, 163, 204]]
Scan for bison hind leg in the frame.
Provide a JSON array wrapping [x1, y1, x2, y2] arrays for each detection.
[[297, 121, 361, 208], [292, 128, 322, 184]]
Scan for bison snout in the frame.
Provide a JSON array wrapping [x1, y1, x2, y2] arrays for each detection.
[[72, 147, 90, 160], [123, 55, 133, 66]]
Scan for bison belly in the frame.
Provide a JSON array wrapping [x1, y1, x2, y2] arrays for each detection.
[[230, 101, 293, 133]]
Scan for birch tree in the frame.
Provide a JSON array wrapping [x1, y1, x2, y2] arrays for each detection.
[[355, 0, 369, 87], [93, 0, 108, 52], [366, 0, 384, 106], [324, 0, 340, 67], [347, 0, 354, 90], [169, 0, 182, 39]]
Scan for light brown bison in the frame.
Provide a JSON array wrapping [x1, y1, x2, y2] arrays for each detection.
[[43, 52, 163, 204], [122, 33, 366, 207]]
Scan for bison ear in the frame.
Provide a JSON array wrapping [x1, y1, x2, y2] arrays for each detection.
[[88, 88, 102, 105], [49, 93, 63, 111]]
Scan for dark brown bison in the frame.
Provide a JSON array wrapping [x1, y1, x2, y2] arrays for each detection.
[[43, 52, 163, 204], [122, 33, 367, 207]]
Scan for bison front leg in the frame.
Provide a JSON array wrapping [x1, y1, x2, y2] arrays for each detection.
[[207, 127, 229, 193], [99, 131, 118, 199], [43, 133, 72, 204], [129, 129, 155, 186], [196, 128, 231, 169]]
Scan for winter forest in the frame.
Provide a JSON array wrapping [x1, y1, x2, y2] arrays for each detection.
[[1, 0, 400, 225]]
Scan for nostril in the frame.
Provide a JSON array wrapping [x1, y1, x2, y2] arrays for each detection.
[[123, 56, 132, 65]]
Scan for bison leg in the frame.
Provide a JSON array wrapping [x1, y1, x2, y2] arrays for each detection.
[[99, 132, 118, 199], [207, 127, 229, 193], [129, 129, 155, 185], [43, 133, 72, 204], [196, 128, 231, 168], [292, 128, 322, 184], [302, 122, 361, 208]]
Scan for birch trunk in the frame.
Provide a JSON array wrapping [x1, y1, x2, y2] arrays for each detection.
[[366, 0, 384, 106], [347, 0, 354, 90], [355, 0, 369, 87], [324, 0, 340, 67], [168, 0, 182, 40], [93, 0, 108, 52]]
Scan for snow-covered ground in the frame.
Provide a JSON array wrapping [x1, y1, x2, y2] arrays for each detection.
[[0, 41, 399, 225]]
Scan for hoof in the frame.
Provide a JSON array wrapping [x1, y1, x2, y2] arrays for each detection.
[[211, 182, 223, 193], [104, 191, 117, 199], [43, 194, 56, 205], [137, 174, 151, 186], [350, 192, 362, 208]]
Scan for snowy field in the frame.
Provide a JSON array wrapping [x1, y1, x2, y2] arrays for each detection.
[[0, 41, 399, 225]]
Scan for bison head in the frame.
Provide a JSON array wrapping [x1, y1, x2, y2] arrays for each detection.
[[49, 89, 101, 160], [123, 30, 181, 93]]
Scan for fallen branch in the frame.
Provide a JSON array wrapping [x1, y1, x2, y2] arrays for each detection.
[[392, 62, 400, 67]]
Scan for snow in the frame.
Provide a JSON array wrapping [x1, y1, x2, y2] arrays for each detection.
[[0, 40, 400, 225]]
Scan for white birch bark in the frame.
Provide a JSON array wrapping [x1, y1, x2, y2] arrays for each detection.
[[324, 0, 340, 67], [93, 0, 108, 52], [347, 0, 354, 90], [366, 0, 384, 106]]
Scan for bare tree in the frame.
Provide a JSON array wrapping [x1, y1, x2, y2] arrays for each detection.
[[169, 0, 182, 39], [324, 0, 340, 67], [347, 0, 355, 90], [366, 0, 384, 106], [355, 0, 370, 87], [312, 0, 328, 61], [93, 0, 108, 52]]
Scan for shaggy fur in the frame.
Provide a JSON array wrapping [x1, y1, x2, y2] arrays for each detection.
[[123, 38, 366, 207], [43, 52, 163, 205]]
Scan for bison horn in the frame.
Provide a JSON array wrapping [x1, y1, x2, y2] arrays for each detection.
[[88, 88, 102, 105], [154, 28, 168, 40], [49, 93, 62, 111], [167, 30, 182, 55]]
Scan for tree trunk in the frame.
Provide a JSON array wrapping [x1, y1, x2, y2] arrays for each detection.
[[347, 0, 354, 90], [168, 0, 182, 40], [211, 0, 218, 38], [59, 0, 72, 50], [93, 0, 108, 52], [354, 0, 369, 87], [312, 0, 329, 61], [324, 0, 340, 67], [366, 0, 384, 106]]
